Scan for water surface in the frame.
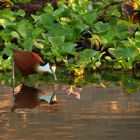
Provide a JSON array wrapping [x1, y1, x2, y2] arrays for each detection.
[[0, 83, 140, 140]]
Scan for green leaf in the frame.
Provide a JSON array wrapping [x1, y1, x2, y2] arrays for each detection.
[[109, 46, 139, 60], [48, 36, 65, 47], [94, 22, 109, 33], [116, 24, 128, 32], [39, 13, 54, 27], [103, 28, 117, 41], [0, 19, 16, 28], [11, 31, 20, 39], [31, 14, 39, 22], [4, 43, 17, 56], [33, 39, 44, 49], [1, 30, 11, 41], [82, 49, 99, 58], [83, 12, 97, 24], [1, 57, 11, 70], [17, 20, 32, 39], [32, 28, 43, 38], [16, 9, 25, 17], [135, 31, 140, 42], [135, 42, 140, 48], [106, 4, 121, 17], [43, 5, 54, 14], [61, 42, 77, 55], [0, 19, 6, 28], [0, 9, 16, 21], [22, 39, 33, 50], [53, 5, 65, 20]]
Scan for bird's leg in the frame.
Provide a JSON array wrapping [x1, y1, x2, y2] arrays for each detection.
[[11, 61, 15, 112], [12, 61, 15, 97]]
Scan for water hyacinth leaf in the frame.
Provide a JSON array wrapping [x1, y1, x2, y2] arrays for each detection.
[[64, 31, 76, 41], [4, 43, 17, 56], [135, 31, 140, 41], [16, 9, 25, 17], [22, 39, 33, 51], [94, 22, 109, 33], [62, 28, 78, 41], [1, 30, 11, 41], [116, 24, 128, 32], [61, 42, 77, 55], [0, 9, 16, 21], [117, 32, 129, 40], [31, 14, 39, 22], [17, 20, 31, 39], [11, 31, 20, 39], [109, 46, 139, 60], [83, 12, 97, 24], [126, 47, 140, 59], [0, 19, 6, 28], [32, 28, 43, 38], [103, 28, 117, 41], [74, 22, 87, 31], [41, 33, 49, 40], [0, 19, 16, 28], [53, 5, 65, 20], [108, 16, 118, 25], [39, 13, 54, 27], [43, 5, 54, 14], [82, 49, 99, 58], [4, 46, 12, 56], [127, 37, 135, 45], [60, 17, 71, 25], [51, 47, 63, 62], [46, 27, 76, 41], [135, 42, 140, 48], [1, 57, 11, 70], [108, 7, 121, 17], [33, 39, 44, 49], [48, 36, 65, 47]]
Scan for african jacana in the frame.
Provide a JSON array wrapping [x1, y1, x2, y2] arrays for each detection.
[[13, 50, 57, 80]]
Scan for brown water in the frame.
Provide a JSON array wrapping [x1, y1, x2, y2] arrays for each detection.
[[0, 83, 140, 140]]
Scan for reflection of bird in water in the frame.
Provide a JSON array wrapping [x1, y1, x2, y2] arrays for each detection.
[[13, 50, 57, 80], [13, 84, 57, 110]]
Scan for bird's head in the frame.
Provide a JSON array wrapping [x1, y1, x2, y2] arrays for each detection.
[[37, 63, 57, 80]]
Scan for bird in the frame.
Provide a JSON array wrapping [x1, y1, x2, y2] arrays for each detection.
[[13, 50, 57, 80]]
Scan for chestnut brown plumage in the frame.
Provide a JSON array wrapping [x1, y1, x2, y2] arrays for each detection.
[[13, 50, 57, 80]]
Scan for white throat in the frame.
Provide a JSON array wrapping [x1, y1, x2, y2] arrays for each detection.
[[37, 63, 52, 73]]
